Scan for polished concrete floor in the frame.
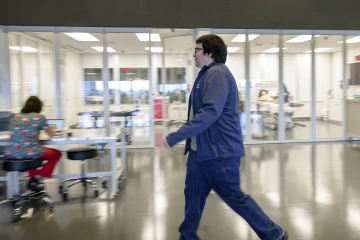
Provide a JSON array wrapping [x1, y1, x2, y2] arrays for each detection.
[[128, 119, 345, 145], [1, 140, 360, 239]]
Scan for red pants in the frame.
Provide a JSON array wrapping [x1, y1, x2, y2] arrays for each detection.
[[28, 148, 61, 178]]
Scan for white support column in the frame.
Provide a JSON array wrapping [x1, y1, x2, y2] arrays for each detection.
[[102, 29, 110, 136], [19, 35, 24, 104], [311, 33, 316, 141], [342, 34, 347, 139], [0, 26, 11, 108], [245, 32, 251, 143], [148, 41, 154, 147], [161, 38, 167, 137], [113, 55, 120, 105], [278, 33, 284, 141], [36, 42, 41, 96], [54, 29, 62, 119]]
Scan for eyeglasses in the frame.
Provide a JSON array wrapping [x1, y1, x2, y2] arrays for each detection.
[[194, 47, 203, 53]]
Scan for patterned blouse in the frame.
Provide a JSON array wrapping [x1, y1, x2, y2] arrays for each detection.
[[5, 113, 49, 159]]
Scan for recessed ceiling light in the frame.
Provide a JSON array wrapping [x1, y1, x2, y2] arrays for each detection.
[[64, 33, 99, 41], [227, 47, 240, 52], [305, 48, 333, 53], [22, 47, 38, 52], [338, 36, 360, 44], [9, 46, 21, 51], [144, 47, 163, 52], [231, 34, 259, 42], [91, 47, 116, 52], [263, 47, 279, 53], [286, 35, 312, 43], [136, 33, 161, 42]]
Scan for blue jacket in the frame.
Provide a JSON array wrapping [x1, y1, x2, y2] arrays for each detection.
[[166, 61, 245, 161]]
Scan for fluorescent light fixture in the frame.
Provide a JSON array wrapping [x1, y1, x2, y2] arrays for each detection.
[[263, 48, 279, 53], [9, 46, 37, 52], [338, 36, 360, 44], [231, 34, 259, 42], [145, 47, 163, 52], [86, 73, 96, 75], [64, 33, 99, 41], [22, 47, 38, 53], [347, 37, 360, 43], [91, 47, 116, 52], [286, 35, 312, 43], [315, 35, 321, 37], [305, 48, 333, 53], [227, 47, 240, 53], [9, 46, 21, 51], [136, 33, 161, 42]]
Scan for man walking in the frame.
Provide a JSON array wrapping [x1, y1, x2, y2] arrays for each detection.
[[163, 34, 288, 240]]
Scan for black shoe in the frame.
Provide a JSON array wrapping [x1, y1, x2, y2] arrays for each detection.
[[281, 230, 289, 240], [27, 177, 44, 192]]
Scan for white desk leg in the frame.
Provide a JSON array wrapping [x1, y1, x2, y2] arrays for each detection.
[[110, 141, 117, 197], [14, 172, 19, 195], [6, 172, 12, 198], [121, 133, 126, 179]]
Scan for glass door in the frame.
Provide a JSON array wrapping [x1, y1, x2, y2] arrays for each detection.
[[159, 31, 195, 140]]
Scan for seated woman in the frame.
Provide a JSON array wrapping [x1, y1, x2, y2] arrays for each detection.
[[4, 96, 61, 190]]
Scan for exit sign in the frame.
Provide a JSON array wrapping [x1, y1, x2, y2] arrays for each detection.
[[356, 55, 360, 61]]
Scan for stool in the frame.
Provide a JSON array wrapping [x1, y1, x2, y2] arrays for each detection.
[[59, 147, 100, 202], [0, 158, 53, 222]]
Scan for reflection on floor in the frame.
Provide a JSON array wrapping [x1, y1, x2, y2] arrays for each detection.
[[1, 141, 360, 240]]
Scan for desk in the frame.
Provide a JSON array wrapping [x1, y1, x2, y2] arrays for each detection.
[[78, 110, 138, 144], [0, 129, 126, 199]]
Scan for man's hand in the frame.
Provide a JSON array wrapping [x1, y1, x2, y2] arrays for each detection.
[[162, 137, 171, 149]]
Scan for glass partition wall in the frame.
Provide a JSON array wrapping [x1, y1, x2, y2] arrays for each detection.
[[1, 26, 358, 145]]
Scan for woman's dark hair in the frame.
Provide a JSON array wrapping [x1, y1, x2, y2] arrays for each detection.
[[258, 90, 268, 98], [21, 96, 43, 113], [196, 34, 227, 64]]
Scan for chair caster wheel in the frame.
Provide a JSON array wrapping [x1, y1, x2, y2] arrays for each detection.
[[49, 205, 54, 213], [62, 192, 68, 202], [59, 185, 63, 194], [11, 215, 21, 222], [94, 189, 99, 198]]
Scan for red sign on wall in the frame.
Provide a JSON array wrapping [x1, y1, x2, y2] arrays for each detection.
[[356, 55, 360, 61]]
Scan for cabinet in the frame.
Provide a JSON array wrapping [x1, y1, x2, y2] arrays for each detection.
[[346, 99, 360, 137]]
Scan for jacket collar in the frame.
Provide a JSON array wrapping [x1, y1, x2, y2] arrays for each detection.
[[201, 60, 218, 72]]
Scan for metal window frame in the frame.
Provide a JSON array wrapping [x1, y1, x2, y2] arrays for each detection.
[[0, 26, 11, 108], [160, 29, 197, 138]]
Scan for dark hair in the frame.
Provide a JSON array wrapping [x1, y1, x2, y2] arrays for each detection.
[[21, 96, 43, 113], [196, 34, 227, 64], [258, 90, 268, 98]]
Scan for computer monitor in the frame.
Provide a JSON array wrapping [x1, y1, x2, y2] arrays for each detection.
[[0, 110, 13, 132], [47, 119, 65, 132]]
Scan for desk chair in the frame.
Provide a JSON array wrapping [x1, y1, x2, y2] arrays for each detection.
[[59, 147, 103, 202], [0, 158, 53, 222]]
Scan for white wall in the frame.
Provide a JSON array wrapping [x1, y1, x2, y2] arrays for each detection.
[[62, 49, 82, 126]]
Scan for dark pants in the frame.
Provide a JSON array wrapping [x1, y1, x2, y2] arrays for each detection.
[[179, 150, 282, 240]]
